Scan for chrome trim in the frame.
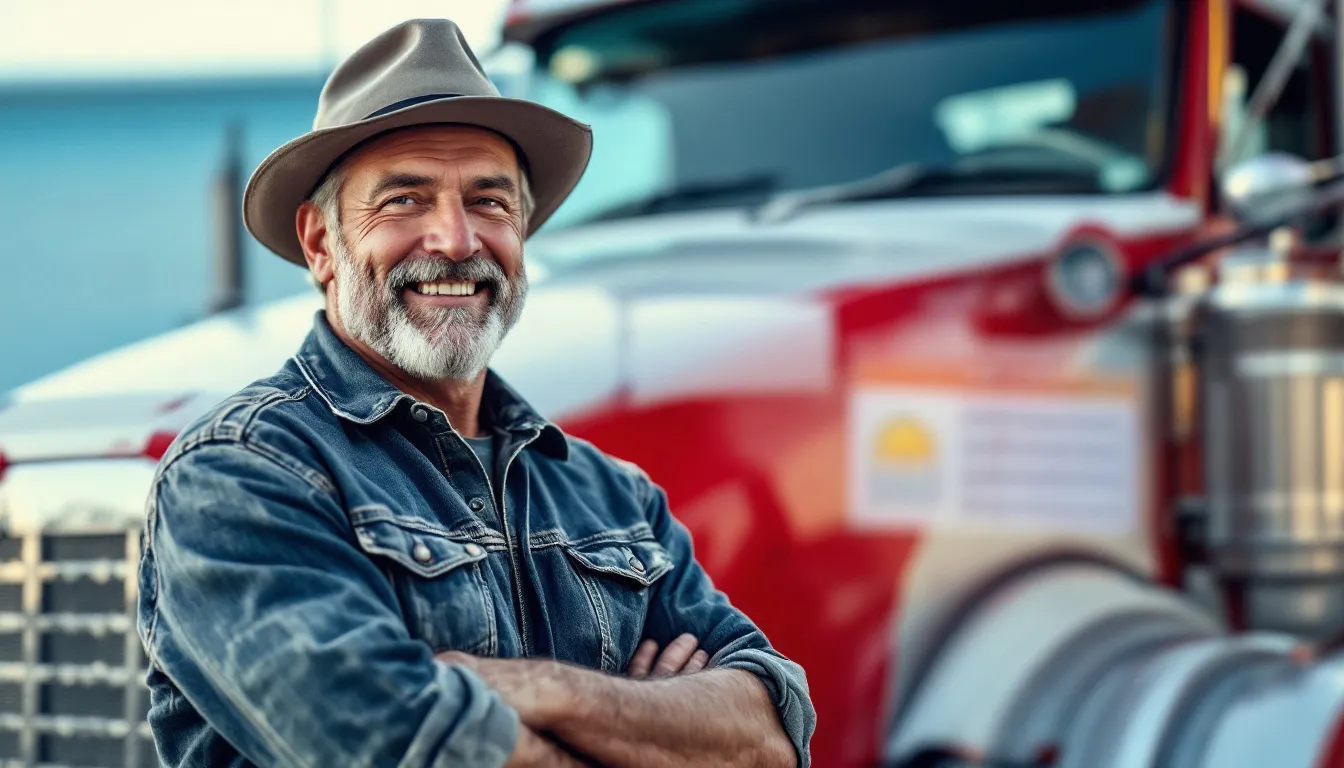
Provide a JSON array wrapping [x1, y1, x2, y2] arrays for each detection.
[[0, 614, 130, 635], [120, 529, 142, 768], [0, 561, 128, 584], [1206, 279, 1344, 314], [0, 527, 153, 766], [0, 713, 136, 738], [1237, 350, 1344, 378], [19, 533, 38, 765], [1044, 238, 1125, 320], [0, 663, 136, 686]]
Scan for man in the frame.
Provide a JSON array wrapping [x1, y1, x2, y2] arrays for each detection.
[[138, 17, 814, 768]]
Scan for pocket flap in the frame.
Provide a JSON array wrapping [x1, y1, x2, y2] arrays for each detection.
[[565, 539, 674, 588], [352, 513, 487, 579]]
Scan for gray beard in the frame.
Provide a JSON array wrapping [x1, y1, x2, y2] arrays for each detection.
[[330, 233, 527, 381]]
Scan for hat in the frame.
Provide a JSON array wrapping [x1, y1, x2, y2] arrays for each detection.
[[243, 18, 593, 266]]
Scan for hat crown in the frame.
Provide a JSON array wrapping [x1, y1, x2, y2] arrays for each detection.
[[314, 18, 499, 131]]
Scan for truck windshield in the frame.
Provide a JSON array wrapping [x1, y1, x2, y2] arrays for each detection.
[[519, 0, 1176, 229]]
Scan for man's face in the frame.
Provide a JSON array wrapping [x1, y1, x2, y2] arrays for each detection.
[[317, 125, 528, 381]]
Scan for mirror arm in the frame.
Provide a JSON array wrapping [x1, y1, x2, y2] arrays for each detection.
[[1137, 176, 1344, 297]]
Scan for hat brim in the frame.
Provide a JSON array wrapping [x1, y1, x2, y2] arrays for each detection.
[[243, 95, 593, 266]]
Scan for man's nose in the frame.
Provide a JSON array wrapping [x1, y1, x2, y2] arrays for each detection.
[[422, 199, 481, 261]]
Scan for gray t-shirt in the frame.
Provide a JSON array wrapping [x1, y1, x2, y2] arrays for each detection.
[[463, 434, 497, 502]]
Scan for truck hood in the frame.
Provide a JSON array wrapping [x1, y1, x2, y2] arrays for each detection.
[[2, 193, 1199, 461], [526, 194, 1200, 296]]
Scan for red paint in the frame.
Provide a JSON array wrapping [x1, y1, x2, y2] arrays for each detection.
[[0, 449, 8, 484], [142, 430, 179, 462], [1317, 706, 1344, 768], [564, 395, 917, 766], [557, 220, 1207, 765], [1170, 0, 1219, 206], [155, 394, 194, 416]]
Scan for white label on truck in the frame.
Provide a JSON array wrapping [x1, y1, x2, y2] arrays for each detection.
[[849, 386, 1141, 534]]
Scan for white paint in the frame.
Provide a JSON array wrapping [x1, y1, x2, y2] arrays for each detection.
[[628, 297, 833, 404], [887, 564, 1218, 761], [488, 286, 623, 417], [530, 192, 1202, 277], [849, 386, 1141, 535], [11, 292, 323, 402], [0, 391, 226, 462], [1202, 652, 1344, 768], [0, 459, 158, 533]]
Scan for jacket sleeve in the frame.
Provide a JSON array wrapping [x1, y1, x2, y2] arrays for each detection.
[[635, 473, 817, 767], [140, 441, 519, 768]]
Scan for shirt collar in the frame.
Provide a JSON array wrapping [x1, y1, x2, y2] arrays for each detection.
[[293, 311, 569, 459]]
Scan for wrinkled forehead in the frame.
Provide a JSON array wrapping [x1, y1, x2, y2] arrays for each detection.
[[337, 124, 525, 189]]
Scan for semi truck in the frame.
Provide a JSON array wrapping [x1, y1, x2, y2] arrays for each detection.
[[4, 0, 1344, 765]]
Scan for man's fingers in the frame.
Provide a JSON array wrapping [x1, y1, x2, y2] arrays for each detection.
[[682, 649, 709, 674], [652, 633, 699, 677], [627, 638, 658, 678]]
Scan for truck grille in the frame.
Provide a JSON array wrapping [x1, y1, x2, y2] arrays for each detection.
[[0, 531, 154, 768]]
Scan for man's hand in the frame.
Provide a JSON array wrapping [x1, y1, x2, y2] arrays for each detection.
[[626, 633, 710, 678], [436, 647, 795, 768], [506, 725, 591, 767], [436, 651, 568, 728], [439, 634, 709, 724]]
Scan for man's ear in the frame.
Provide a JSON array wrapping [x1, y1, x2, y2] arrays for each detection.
[[296, 201, 336, 287]]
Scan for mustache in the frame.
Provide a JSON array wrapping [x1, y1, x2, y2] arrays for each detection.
[[385, 256, 509, 291]]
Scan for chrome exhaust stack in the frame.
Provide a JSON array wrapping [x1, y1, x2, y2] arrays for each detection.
[[1195, 245, 1344, 639]]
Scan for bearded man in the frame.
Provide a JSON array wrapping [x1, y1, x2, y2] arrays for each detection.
[[137, 17, 813, 768]]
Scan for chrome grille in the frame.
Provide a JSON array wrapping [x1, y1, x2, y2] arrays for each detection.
[[0, 531, 154, 768]]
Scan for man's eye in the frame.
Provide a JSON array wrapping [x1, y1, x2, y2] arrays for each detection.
[[384, 195, 415, 207], [474, 197, 506, 209]]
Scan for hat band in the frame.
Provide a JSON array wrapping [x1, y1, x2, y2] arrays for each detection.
[[365, 93, 463, 120]]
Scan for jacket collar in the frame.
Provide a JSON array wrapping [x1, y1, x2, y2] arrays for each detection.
[[294, 311, 568, 459]]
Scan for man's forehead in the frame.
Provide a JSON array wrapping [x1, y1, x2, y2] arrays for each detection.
[[345, 125, 521, 183]]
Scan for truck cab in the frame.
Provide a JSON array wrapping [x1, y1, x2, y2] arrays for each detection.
[[4, 1, 1344, 766]]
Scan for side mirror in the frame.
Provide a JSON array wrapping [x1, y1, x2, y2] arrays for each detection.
[[1219, 152, 1318, 222]]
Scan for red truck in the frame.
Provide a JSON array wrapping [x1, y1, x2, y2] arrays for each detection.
[[5, 0, 1344, 765]]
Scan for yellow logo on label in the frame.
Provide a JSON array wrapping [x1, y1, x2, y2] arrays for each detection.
[[873, 417, 936, 466], [868, 416, 940, 506]]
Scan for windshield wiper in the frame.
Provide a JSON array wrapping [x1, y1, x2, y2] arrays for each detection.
[[585, 174, 779, 222], [751, 160, 1103, 224]]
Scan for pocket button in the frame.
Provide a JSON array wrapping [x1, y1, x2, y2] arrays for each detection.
[[465, 543, 483, 557], [468, 497, 486, 512], [412, 542, 433, 564], [628, 556, 645, 573]]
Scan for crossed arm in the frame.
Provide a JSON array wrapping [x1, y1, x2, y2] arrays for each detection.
[[443, 634, 796, 768], [440, 471, 812, 768]]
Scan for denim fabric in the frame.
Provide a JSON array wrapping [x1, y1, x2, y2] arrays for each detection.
[[138, 311, 815, 768]]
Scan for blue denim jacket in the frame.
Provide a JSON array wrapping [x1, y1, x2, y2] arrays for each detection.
[[138, 312, 815, 767]]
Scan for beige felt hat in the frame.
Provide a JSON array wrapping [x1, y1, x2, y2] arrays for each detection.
[[243, 18, 593, 265]]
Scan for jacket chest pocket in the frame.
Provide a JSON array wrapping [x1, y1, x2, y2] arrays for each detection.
[[353, 511, 497, 656], [564, 537, 674, 673]]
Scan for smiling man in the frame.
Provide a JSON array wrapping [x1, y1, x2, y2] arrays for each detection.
[[137, 17, 813, 768]]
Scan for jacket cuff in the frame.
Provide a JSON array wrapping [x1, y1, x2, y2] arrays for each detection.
[[421, 663, 521, 768], [712, 645, 815, 768]]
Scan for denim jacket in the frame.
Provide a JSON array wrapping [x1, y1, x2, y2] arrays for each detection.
[[138, 312, 815, 767]]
